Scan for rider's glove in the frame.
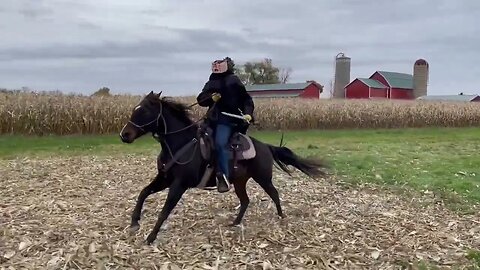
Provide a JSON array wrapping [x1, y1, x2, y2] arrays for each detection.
[[212, 93, 221, 102], [243, 114, 252, 123]]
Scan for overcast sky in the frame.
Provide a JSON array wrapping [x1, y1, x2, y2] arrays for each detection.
[[1, 0, 479, 97]]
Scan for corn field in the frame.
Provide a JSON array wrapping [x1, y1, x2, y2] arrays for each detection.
[[1, 92, 480, 135]]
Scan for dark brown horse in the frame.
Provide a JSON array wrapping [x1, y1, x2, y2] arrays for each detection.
[[120, 91, 329, 244]]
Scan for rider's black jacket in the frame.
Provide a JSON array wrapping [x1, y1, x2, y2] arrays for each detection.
[[196, 70, 254, 127]]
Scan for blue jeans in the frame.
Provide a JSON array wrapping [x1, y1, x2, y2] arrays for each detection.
[[214, 124, 233, 179]]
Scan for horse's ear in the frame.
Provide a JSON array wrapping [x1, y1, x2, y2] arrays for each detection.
[[157, 91, 162, 99]]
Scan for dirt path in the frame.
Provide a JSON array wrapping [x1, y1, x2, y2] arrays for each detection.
[[1, 155, 479, 269]]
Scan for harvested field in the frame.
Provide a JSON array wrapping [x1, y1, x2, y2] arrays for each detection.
[[1, 155, 479, 269]]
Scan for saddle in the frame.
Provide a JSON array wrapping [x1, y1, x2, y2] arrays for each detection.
[[198, 125, 256, 162], [194, 121, 256, 189]]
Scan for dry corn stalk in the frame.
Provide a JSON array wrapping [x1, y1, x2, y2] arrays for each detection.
[[1, 92, 479, 135]]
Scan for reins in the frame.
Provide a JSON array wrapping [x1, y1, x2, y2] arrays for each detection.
[[128, 95, 215, 173], [129, 96, 210, 136]]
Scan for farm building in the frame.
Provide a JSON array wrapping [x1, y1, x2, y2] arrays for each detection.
[[345, 71, 415, 100], [341, 58, 429, 100], [245, 81, 323, 99], [417, 94, 480, 102], [343, 78, 388, 99]]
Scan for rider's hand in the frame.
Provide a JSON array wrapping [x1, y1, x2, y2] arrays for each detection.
[[243, 114, 252, 123], [212, 93, 221, 102]]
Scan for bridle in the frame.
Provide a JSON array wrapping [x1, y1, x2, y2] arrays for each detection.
[[128, 100, 203, 136], [127, 99, 207, 167]]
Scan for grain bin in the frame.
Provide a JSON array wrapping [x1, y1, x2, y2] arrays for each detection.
[[333, 53, 351, 98], [413, 59, 429, 98]]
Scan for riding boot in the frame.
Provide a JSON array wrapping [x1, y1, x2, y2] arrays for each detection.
[[216, 172, 231, 193]]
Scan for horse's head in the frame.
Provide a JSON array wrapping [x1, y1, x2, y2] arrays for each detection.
[[120, 91, 163, 143]]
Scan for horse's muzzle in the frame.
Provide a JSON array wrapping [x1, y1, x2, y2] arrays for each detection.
[[120, 131, 134, 143]]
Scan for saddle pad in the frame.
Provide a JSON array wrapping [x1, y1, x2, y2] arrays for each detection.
[[199, 132, 256, 161], [230, 133, 256, 160]]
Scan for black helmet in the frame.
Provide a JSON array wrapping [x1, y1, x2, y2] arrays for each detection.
[[223, 57, 235, 71]]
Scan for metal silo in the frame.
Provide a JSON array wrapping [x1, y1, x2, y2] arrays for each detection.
[[333, 53, 351, 98], [413, 59, 429, 98]]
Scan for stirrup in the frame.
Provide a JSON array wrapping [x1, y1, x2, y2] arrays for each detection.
[[216, 173, 231, 193]]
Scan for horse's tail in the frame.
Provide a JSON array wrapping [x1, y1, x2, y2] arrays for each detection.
[[267, 133, 330, 178]]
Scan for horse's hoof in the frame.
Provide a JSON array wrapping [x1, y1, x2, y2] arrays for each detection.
[[129, 224, 140, 234], [230, 221, 241, 227], [279, 215, 287, 225], [145, 234, 156, 245]]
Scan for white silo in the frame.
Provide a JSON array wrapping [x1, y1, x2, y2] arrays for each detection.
[[413, 59, 429, 98], [333, 53, 351, 98]]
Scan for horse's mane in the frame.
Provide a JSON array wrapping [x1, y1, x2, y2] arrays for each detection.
[[146, 94, 194, 125]]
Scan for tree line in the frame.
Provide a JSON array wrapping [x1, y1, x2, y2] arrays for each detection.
[[234, 58, 292, 85]]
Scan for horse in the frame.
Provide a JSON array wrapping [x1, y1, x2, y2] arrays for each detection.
[[119, 91, 329, 244]]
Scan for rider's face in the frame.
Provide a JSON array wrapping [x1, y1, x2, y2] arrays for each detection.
[[211, 61, 228, 73]]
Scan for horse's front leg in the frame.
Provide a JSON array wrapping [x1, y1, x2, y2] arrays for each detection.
[[146, 179, 187, 244], [130, 173, 169, 232]]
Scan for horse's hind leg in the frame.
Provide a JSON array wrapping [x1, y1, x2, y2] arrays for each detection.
[[231, 177, 250, 226], [130, 173, 168, 232], [254, 171, 285, 219]]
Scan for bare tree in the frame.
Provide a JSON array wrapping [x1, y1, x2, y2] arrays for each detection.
[[280, 67, 292, 83]]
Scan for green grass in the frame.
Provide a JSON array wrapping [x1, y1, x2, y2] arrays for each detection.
[[466, 250, 480, 269], [0, 133, 157, 158], [1, 127, 479, 209]]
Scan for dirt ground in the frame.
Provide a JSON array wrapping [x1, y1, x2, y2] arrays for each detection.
[[1, 155, 479, 269]]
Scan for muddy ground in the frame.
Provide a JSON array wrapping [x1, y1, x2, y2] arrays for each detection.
[[1, 155, 479, 269]]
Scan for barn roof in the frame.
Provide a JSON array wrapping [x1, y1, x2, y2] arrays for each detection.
[[251, 93, 301, 98], [376, 71, 413, 89], [417, 94, 480, 102], [246, 82, 312, 92], [357, 78, 388, 88]]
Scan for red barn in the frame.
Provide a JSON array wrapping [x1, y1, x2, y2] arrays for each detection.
[[345, 71, 414, 100], [246, 81, 323, 99], [344, 78, 388, 99]]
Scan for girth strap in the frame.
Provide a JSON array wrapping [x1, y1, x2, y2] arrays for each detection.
[[162, 138, 198, 173]]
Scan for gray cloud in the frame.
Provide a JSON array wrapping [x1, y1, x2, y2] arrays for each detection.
[[1, 0, 479, 96], [10, 0, 53, 19], [0, 27, 280, 61]]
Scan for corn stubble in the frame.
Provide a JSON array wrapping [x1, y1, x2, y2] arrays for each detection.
[[1, 92, 479, 135]]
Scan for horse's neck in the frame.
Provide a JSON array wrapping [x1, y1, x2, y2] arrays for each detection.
[[159, 116, 197, 153]]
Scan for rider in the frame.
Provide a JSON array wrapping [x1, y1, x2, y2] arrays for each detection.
[[196, 57, 254, 193]]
